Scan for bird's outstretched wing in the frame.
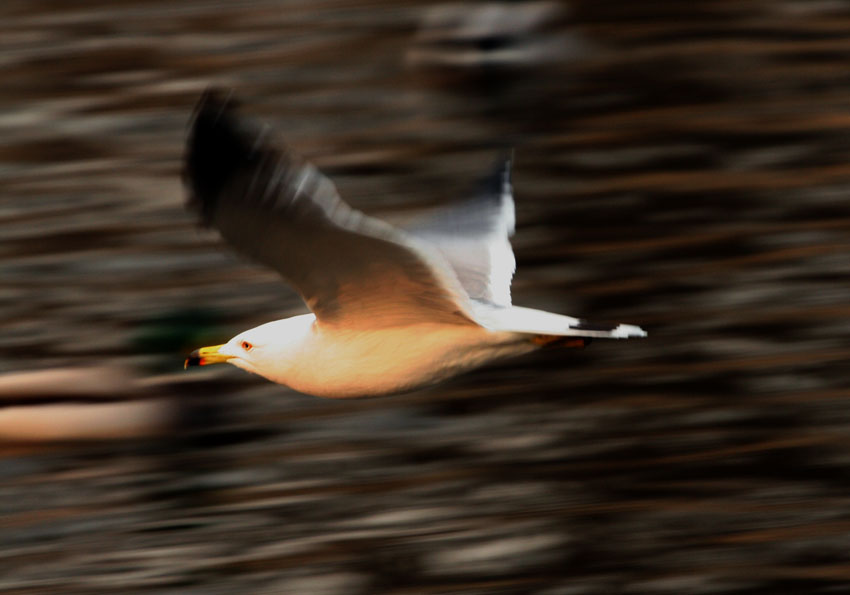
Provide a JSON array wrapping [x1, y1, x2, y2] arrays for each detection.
[[401, 156, 516, 308], [184, 89, 476, 329]]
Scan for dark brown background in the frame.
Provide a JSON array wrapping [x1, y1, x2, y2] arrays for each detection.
[[1, 1, 849, 593]]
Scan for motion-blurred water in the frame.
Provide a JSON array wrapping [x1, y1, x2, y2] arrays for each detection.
[[2, 1, 850, 593]]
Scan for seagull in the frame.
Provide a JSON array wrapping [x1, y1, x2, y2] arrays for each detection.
[[183, 89, 645, 398]]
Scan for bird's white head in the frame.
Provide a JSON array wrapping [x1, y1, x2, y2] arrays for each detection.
[[184, 314, 315, 383]]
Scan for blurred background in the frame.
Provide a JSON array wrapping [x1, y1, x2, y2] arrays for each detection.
[[2, 0, 850, 593]]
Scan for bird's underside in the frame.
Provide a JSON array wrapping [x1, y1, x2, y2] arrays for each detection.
[[182, 88, 645, 396]]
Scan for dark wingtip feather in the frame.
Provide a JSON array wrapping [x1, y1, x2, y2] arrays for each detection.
[[476, 149, 513, 201], [183, 87, 254, 224], [189, 87, 238, 122]]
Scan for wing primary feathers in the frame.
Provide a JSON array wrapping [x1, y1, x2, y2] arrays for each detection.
[[184, 88, 257, 225]]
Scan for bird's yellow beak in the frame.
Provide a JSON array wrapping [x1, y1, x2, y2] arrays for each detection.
[[184, 344, 231, 369]]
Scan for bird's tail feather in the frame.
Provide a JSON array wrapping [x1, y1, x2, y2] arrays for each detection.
[[476, 305, 647, 341]]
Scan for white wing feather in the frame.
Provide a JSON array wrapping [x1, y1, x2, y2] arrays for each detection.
[[402, 157, 516, 307]]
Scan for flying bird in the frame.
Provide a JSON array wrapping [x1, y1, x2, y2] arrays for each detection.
[[183, 89, 645, 398]]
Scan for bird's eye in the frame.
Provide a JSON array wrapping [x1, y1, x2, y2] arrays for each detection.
[[241, 341, 253, 351]]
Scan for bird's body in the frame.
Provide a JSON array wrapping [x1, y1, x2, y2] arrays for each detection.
[[183, 89, 646, 398], [233, 314, 528, 398]]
